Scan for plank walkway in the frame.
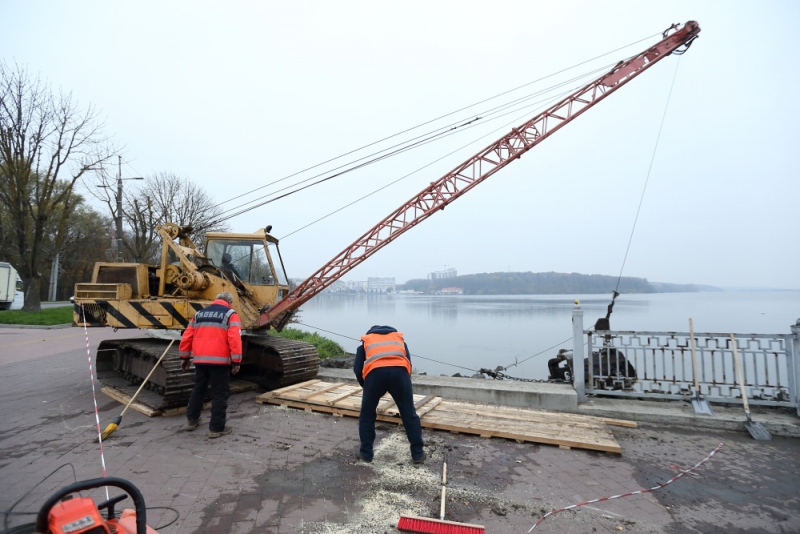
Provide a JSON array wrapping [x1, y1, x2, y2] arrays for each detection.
[[256, 380, 632, 453], [101, 379, 259, 417]]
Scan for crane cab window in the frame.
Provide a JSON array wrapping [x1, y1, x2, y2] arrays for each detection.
[[206, 239, 286, 286]]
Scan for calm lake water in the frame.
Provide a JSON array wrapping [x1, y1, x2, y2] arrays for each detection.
[[295, 292, 800, 380]]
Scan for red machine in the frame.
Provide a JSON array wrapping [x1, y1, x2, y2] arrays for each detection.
[[22, 478, 158, 534]]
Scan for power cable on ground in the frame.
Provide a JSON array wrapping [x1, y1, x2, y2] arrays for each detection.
[[2, 463, 78, 530]]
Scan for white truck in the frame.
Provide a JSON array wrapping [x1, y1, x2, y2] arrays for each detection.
[[0, 262, 24, 310]]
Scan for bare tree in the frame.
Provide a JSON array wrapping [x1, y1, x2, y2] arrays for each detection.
[[91, 171, 229, 263], [0, 62, 114, 310]]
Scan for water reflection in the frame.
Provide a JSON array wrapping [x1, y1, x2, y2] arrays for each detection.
[[297, 292, 799, 381]]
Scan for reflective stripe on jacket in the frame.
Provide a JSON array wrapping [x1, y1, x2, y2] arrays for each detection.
[[361, 331, 411, 378], [179, 299, 243, 365]]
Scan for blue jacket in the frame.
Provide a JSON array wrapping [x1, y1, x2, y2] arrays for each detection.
[[353, 325, 411, 387]]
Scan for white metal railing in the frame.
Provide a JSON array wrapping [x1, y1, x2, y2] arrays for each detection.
[[570, 305, 800, 415]]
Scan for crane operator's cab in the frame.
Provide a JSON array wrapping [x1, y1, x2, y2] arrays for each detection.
[[205, 235, 288, 288], [203, 228, 292, 316]]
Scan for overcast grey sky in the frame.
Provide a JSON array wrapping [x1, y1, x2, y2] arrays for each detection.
[[2, 1, 798, 289]]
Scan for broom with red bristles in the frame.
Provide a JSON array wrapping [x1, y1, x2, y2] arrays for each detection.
[[397, 451, 486, 534]]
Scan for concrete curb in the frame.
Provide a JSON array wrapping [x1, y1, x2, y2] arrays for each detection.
[[318, 368, 578, 412], [0, 323, 72, 330]]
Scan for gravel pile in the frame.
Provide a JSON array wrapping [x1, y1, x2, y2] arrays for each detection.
[[305, 430, 532, 533]]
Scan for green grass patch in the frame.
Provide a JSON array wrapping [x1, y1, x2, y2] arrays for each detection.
[[0, 306, 73, 326], [270, 327, 346, 360]]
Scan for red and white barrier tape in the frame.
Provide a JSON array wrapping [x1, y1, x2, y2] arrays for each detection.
[[81, 305, 109, 500], [527, 442, 724, 532]]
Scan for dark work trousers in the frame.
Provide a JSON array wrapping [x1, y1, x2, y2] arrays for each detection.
[[359, 366, 424, 461], [186, 364, 231, 432]]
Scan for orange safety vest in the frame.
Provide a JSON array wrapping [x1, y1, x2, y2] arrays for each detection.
[[361, 331, 411, 378]]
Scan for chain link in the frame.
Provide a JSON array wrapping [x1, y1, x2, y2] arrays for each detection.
[[479, 367, 557, 383]]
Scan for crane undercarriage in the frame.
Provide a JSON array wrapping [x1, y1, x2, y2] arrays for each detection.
[[95, 334, 319, 411]]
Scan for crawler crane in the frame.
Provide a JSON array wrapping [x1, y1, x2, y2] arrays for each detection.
[[73, 21, 701, 411]]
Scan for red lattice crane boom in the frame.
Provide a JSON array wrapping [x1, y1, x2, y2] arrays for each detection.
[[261, 21, 700, 329]]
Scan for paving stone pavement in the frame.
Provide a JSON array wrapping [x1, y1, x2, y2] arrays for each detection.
[[1, 327, 799, 533]]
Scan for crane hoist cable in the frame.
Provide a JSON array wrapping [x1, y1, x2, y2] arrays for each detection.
[[204, 62, 615, 228], [208, 32, 662, 213], [596, 56, 683, 332], [278, 82, 594, 240], [491, 56, 684, 362], [212, 81, 586, 234], [205, 61, 618, 231]]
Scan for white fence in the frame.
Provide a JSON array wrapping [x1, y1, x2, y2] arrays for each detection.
[[570, 306, 800, 415]]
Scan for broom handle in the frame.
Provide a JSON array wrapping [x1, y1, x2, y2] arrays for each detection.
[[120, 339, 175, 417], [730, 334, 751, 416], [440, 451, 448, 520], [689, 318, 700, 390]]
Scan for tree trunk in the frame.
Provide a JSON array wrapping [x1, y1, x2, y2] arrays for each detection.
[[22, 275, 42, 311]]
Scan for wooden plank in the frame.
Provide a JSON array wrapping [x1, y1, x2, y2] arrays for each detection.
[[377, 397, 397, 415], [257, 380, 624, 454], [297, 382, 344, 401], [603, 418, 638, 428], [414, 395, 436, 410], [161, 401, 210, 417], [442, 401, 626, 428], [427, 410, 615, 447], [417, 397, 443, 418], [417, 417, 620, 453], [256, 379, 320, 402], [325, 386, 362, 406], [101, 387, 160, 417]]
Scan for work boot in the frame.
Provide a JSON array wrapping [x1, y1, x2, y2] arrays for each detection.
[[412, 451, 426, 464], [208, 426, 232, 439], [185, 419, 199, 431], [355, 450, 372, 463]]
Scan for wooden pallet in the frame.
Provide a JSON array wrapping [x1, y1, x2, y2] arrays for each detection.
[[256, 380, 631, 453], [101, 379, 259, 417]]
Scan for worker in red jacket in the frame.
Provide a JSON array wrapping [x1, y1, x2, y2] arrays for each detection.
[[354, 325, 425, 463], [179, 291, 242, 438]]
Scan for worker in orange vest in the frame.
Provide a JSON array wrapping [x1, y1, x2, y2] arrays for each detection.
[[354, 325, 425, 463]]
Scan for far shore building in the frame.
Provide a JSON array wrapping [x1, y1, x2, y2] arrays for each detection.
[[326, 280, 348, 293], [367, 277, 395, 293], [439, 287, 464, 295], [427, 267, 457, 280], [345, 280, 368, 292]]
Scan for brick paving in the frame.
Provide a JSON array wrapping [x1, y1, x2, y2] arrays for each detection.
[[1, 327, 799, 533]]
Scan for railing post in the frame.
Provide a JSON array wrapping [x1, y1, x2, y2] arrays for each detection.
[[572, 301, 586, 402], [792, 319, 800, 417]]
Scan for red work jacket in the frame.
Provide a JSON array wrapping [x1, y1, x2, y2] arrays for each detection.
[[361, 331, 411, 378], [179, 299, 242, 365]]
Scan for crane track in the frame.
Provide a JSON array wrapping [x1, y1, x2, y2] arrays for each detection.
[[95, 335, 320, 411]]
